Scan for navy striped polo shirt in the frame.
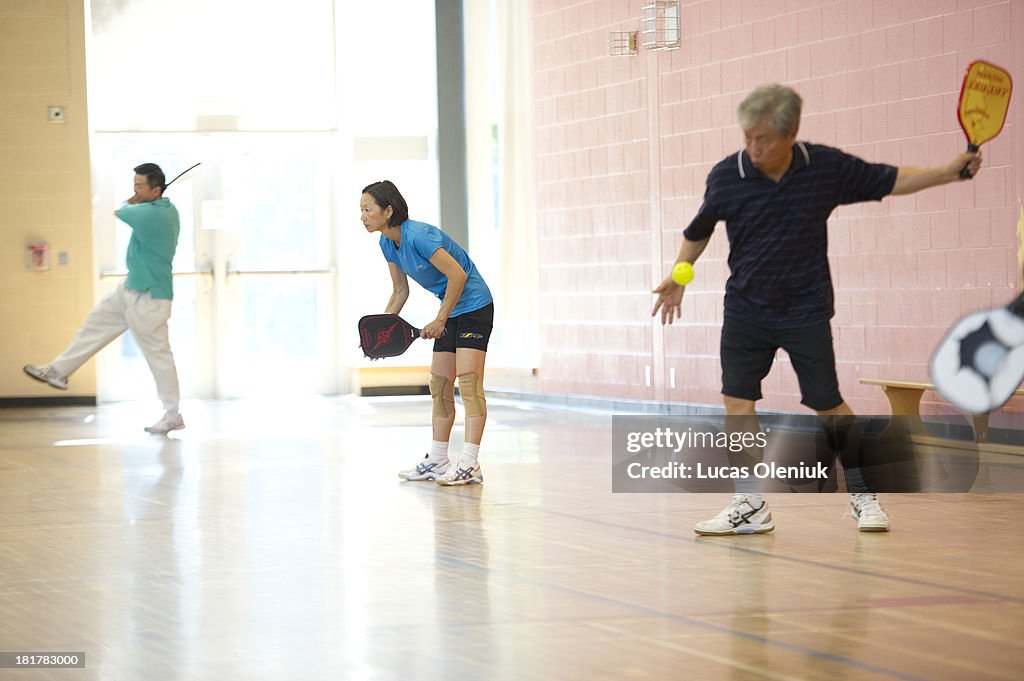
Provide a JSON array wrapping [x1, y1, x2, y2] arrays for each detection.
[[683, 142, 897, 328]]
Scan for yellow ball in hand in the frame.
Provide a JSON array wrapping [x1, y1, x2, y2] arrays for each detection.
[[671, 262, 694, 286]]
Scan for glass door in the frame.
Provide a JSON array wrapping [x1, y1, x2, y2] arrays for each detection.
[[91, 132, 337, 401]]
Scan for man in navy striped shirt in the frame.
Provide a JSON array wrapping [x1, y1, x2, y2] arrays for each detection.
[[652, 84, 982, 536]]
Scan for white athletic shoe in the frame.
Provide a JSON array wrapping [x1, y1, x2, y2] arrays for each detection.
[[144, 413, 185, 435], [23, 364, 68, 390], [436, 458, 483, 486], [695, 494, 775, 536], [849, 493, 891, 532], [399, 455, 449, 481]]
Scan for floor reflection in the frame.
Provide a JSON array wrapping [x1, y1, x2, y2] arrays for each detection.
[[0, 397, 1021, 680]]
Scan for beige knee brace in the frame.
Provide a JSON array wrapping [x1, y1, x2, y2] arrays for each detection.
[[457, 372, 487, 418], [430, 374, 455, 418]]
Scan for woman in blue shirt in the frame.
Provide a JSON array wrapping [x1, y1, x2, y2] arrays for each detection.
[[361, 180, 494, 485]]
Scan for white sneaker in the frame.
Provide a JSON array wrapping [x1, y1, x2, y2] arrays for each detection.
[[850, 493, 891, 532], [436, 458, 483, 486], [398, 455, 449, 481], [144, 413, 185, 435], [23, 364, 68, 390], [695, 494, 774, 536]]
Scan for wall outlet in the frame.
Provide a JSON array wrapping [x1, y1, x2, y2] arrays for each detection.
[[58, 251, 68, 266], [47, 106, 65, 123]]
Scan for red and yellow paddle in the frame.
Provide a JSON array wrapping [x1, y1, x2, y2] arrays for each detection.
[[957, 60, 1012, 178]]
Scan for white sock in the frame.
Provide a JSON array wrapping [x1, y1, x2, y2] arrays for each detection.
[[429, 440, 449, 461], [460, 442, 480, 465], [734, 475, 760, 498]]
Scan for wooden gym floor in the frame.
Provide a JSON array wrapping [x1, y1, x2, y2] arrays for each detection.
[[0, 396, 1022, 680]]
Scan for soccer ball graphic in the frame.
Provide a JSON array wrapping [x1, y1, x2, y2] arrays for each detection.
[[930, 299, 1024, 414]]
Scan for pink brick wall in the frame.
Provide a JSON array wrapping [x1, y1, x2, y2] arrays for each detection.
[[533, 0, 1022, 416]]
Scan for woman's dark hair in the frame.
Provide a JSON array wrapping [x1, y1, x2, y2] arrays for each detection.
[[361, 180, 409, 227], [134, 163, 166, 192]]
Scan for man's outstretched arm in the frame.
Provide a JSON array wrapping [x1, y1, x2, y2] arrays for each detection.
[[891, 150, 982, 195]]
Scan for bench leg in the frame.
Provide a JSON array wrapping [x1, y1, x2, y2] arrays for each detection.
[[971, 413, 991, 444], [880, 386, 928, 442]]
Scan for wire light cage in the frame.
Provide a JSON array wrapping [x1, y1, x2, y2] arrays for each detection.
[[641, 0, 680, 51], [607, 30, 639, 57]]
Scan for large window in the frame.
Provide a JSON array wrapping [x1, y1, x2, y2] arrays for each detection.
[[87, 0, 442, 398], [89, 0, 337, 131]]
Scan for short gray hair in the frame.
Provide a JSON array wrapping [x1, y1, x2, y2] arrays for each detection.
[[737, 84, 802, 135]]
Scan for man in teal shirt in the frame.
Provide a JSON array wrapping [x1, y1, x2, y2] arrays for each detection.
[[24, 163, 185, 434]]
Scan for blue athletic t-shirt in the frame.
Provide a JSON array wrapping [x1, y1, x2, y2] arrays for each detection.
[[379, 219, 493, 317]]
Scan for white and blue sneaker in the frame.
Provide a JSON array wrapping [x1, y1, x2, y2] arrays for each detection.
[[399, 455, 449, 481], [436, 458, 483, 486], [849, 493, 891, 532], [695, 494, 774, 535]]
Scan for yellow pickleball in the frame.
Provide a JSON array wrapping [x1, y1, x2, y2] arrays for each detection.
[[672, 262, 694, 286]]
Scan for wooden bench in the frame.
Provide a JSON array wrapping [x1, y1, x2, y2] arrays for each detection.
[[859, 378, 1024, 445]]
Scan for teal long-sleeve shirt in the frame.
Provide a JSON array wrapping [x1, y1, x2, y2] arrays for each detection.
[[116, 198, 180, 300]]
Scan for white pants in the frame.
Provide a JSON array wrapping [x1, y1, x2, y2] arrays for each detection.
[[50, 281, 181, 414]]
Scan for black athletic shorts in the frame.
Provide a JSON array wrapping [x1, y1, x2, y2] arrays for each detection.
[[720, 316, 843, 411], [433, 303, 494, 353]]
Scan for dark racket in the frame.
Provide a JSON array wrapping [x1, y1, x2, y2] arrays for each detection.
[[930, 292, 1024, 414], [358, 314, 426, 360], [163, 163, 202, 191]]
